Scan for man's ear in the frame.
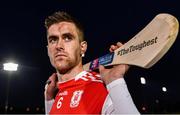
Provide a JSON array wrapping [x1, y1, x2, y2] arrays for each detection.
[[80, 41, 87, 56], [47, 45, 50, 57]]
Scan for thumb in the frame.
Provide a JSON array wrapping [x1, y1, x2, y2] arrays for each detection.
[[48, 73, 58, 86]]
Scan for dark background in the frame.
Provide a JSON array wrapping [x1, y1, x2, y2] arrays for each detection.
[[0, 0, 179, 114]]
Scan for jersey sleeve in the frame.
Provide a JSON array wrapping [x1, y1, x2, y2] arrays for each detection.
[[102, 78, 140, 114], [45, 99, 54, 114], [44, 83, 54, 114]]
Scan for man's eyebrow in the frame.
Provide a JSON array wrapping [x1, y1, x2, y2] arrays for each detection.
[[62, 33, 75, 38], [47, 35, 58, 39]]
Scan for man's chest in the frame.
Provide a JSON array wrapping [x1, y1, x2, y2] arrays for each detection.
[[50, 81, 108, 114]]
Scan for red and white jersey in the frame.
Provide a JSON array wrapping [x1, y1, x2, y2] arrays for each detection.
[[49, 71, 108, 114], [45, 71, 140, 114]]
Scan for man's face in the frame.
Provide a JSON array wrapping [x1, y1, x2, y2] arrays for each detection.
[[47, 22, 86, 74]]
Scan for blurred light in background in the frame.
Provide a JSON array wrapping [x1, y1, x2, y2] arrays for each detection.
[[140, 77, 146, 84], [3, 62, 18, 71], [162, 87, 167, 92]]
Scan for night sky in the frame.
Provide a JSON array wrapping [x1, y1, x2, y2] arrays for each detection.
[[0, 0, 179, 114]]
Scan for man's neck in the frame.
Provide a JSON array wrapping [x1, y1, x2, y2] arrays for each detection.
[[57, 64, 84, 82]]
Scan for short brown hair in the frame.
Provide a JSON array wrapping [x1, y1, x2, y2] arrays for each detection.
[[45, 11, 84, 42]]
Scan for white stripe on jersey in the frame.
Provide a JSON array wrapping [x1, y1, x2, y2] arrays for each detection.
[[75, 71, 103, 83]]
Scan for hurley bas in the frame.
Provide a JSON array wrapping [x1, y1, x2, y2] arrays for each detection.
[[118, 37, 158, 56]]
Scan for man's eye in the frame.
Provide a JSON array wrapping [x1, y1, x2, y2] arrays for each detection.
[[63, 34, 73, 42], [64, 36, 72, 41], [49, 39, 56, 43], [49, 37, 58, 44]]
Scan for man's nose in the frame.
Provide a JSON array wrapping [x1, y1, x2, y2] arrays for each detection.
[[55, 38, 64, 50]]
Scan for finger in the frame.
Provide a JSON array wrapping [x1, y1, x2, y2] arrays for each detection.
[[45, 84, 49, 90], [45, 73, 56, 90], [46, 79, 51, 85], [117, 42, 123, 48], [109, 45, 117, 52], [47, 73, 57, 85], [109, 47, 113, 52]]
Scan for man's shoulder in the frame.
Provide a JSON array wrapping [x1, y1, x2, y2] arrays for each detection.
[[83, 71, 103, 83], [82, 71, 108, 94], [75, 71, 102, 82]]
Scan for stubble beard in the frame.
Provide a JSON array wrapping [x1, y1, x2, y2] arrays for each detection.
[[54, 59, 73, 74], [54, 56, 81, 75]]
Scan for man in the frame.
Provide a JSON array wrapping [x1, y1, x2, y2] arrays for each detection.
[[44, 11, 139, 114]]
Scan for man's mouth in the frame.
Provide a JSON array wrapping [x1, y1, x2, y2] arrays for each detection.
[[55, 53, 67, 59]]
